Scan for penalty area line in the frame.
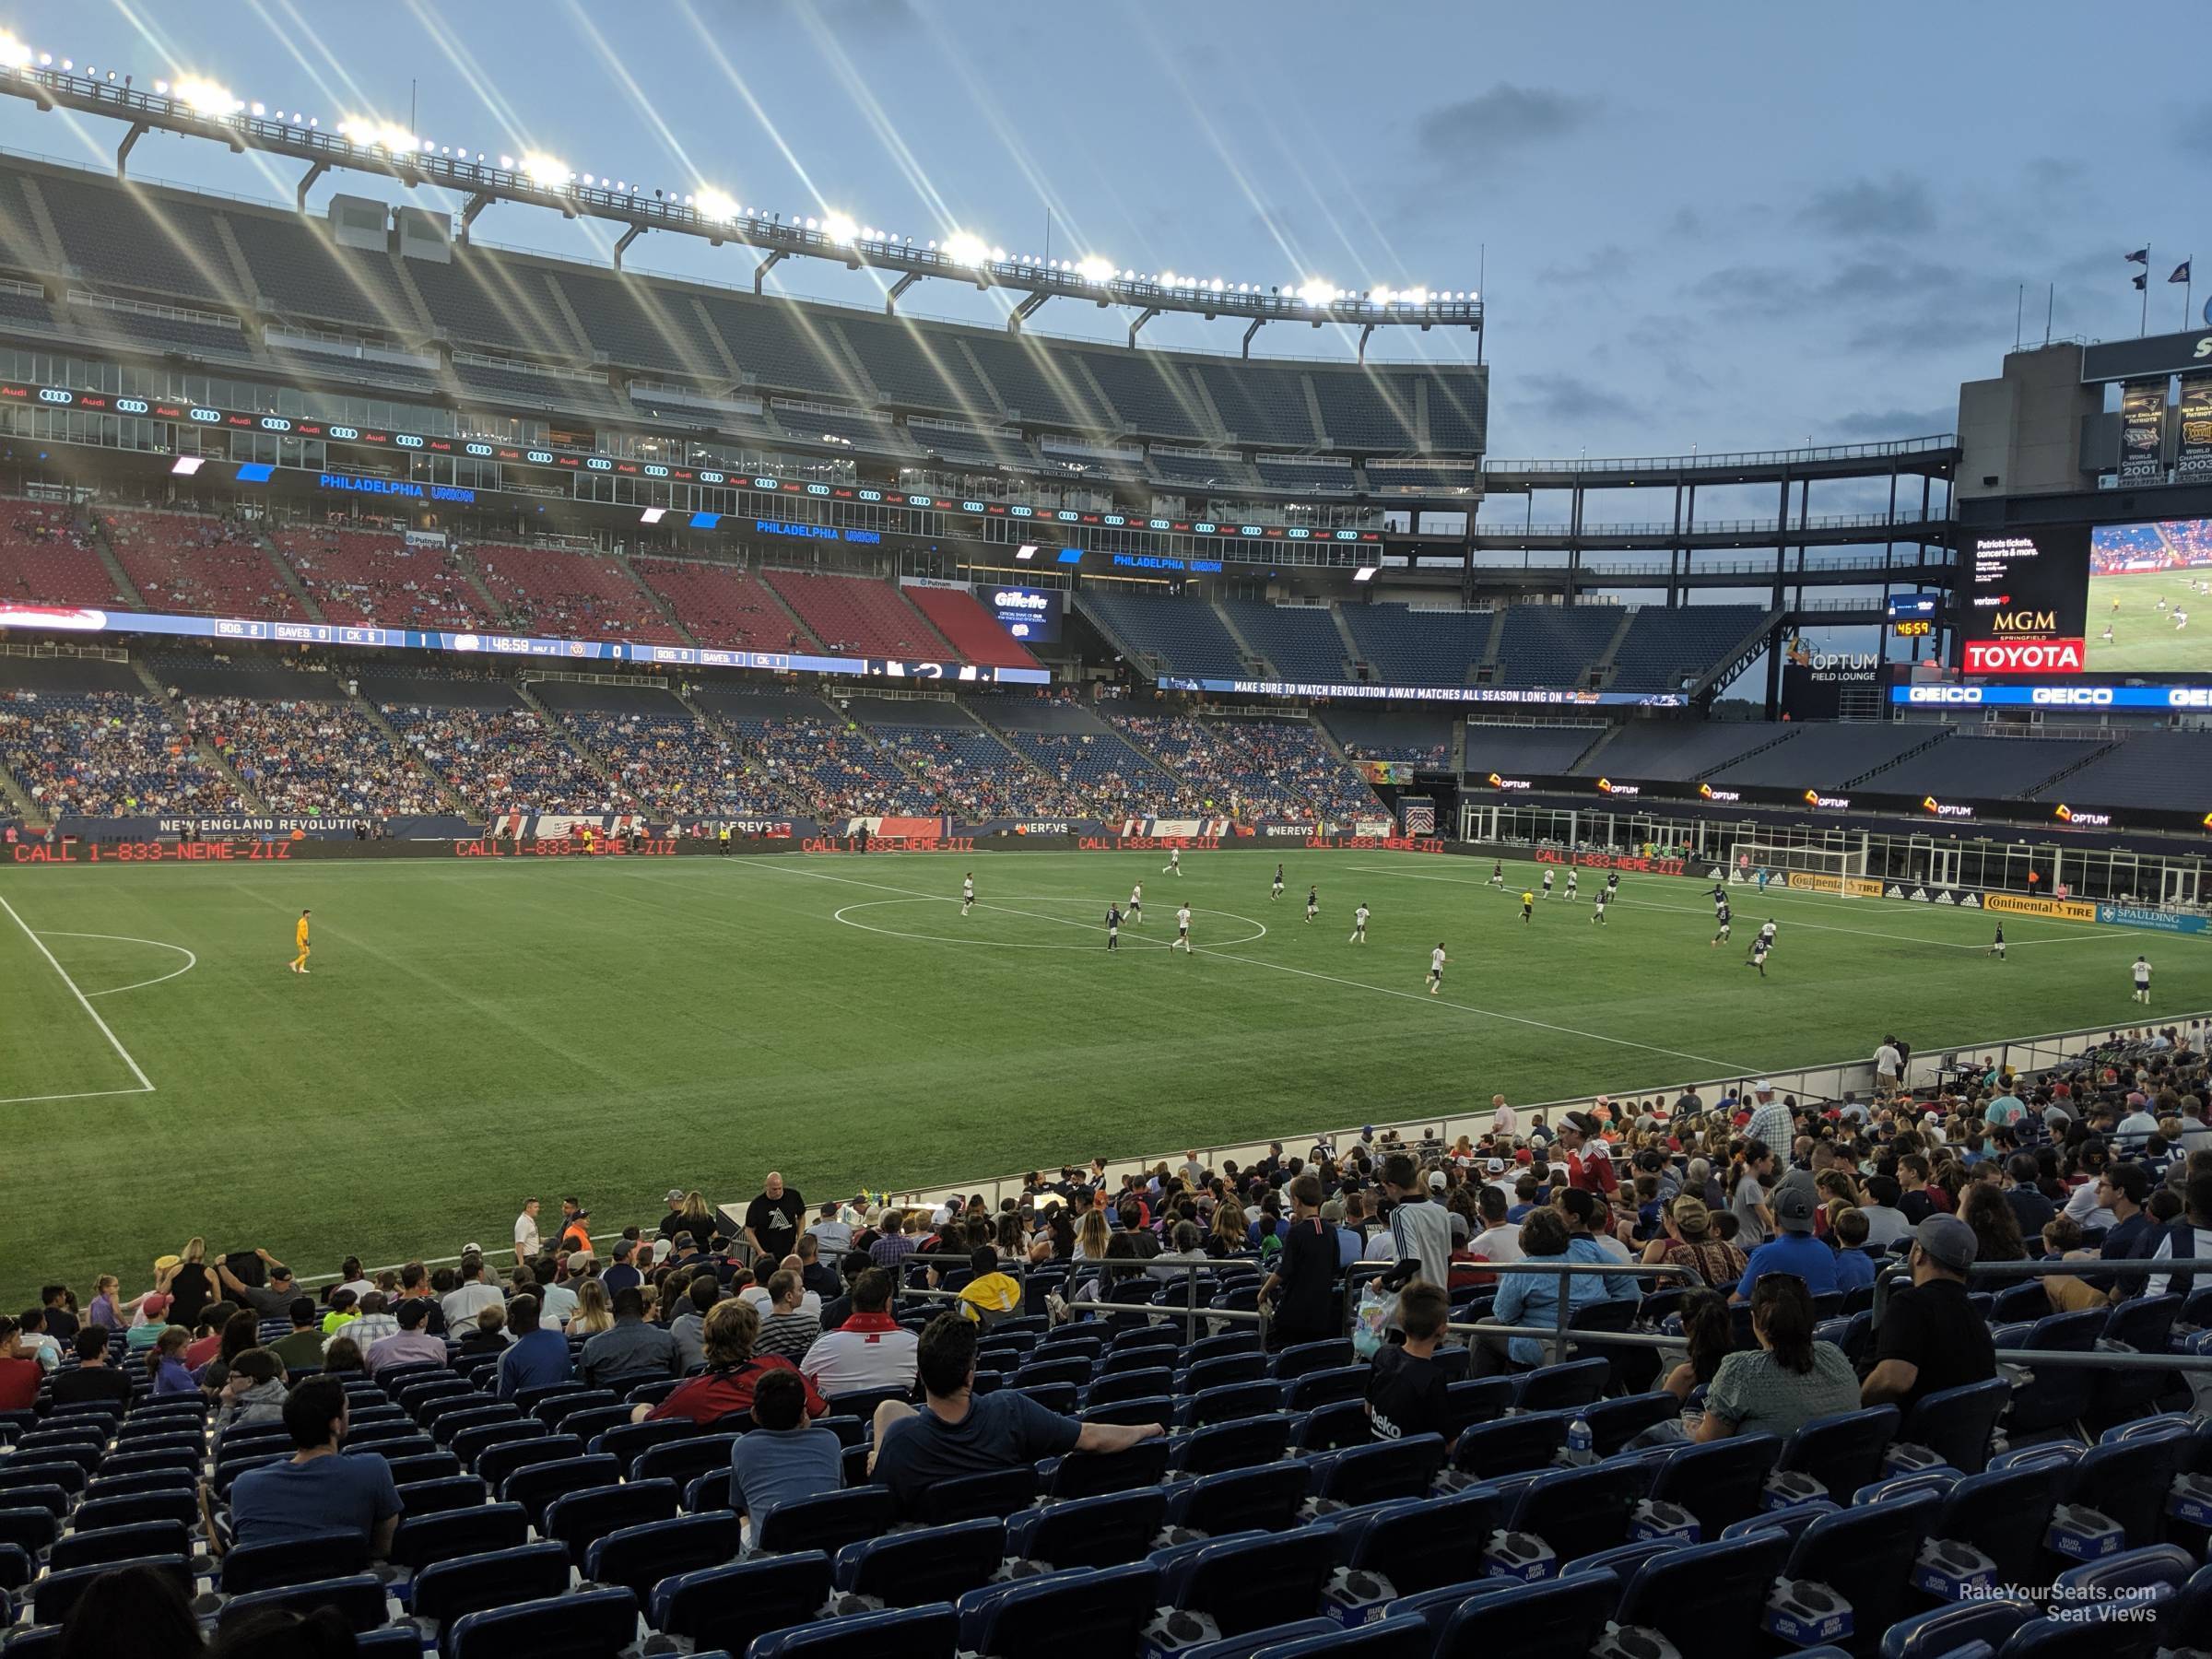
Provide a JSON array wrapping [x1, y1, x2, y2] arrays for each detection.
[[0, 894, 155, 1098]]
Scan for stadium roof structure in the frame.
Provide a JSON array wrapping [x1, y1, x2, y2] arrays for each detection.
[[0, 53, 1482, 360]]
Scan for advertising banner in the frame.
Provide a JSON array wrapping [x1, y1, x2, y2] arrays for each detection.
[[1985, 892, 2098, 923], [2119, 380, 2169, 484], [1783, 872, 1886, 897], [982, 586, 1064, 646], [1534, 848, 1688, 877], [1881, 884, 1985, 908], [2178, 377, 2212, 482], [2095, 903, 2211, 935], [1959, 525, 2090, 676]]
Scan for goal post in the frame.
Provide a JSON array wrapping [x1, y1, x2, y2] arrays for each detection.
[[1727, 841, 1869, 897]]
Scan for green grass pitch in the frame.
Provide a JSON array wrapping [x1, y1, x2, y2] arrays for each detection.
[[1, 847, 2199, 1296], [2087, 568, 2212, 672]]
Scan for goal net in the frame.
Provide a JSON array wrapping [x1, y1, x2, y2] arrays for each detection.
[[1727, 841, 1868, 897]]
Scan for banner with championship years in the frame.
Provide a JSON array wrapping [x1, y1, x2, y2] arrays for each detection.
[[2178, 376, 2212, 482], [2119, 381, 2168, 483]]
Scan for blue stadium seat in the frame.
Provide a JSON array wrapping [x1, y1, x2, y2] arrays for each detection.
[[914, 1467, 1039, 1525], [1282, 1367, 1369, 1414], [1013, 1356, 1093, 1390], [1583, 1393, 1682, 1456], [479, 1431, 583, 1491], [1719, 1500, 1835, 1546], [1610, 1532, 1792, 1659], [450, 1418, 546, 1469], [1246, 1623, 1416, 1659], [1166, 1462, 1312, 1536], [220, 1530, 370, 1594], [390, 1503, 528, 1574], [1502, 1462, 1638, 1560], [583, 1510, 742, 1601], [0, 1509, 59, 1555], [748, 1602, 960, 1659], [1182, 1354, 1271, 1394], [1880, 1598, 2041, 1659], [1450, 1412, 1568, 1479], [406, 1540, 567, 1626], [1775, 1489, 1940, 1650], [48, 1520, 190, 1574], [393, 1476, 493, 1518], [1179, 1381, 1283, 1429], [33, 1556, 192, 1626], [1311, 1434, 1446, 1507], [1996, 1616, 2134, 1657], [548, 1406, 631, 1446], [1512, 1359, 1610, 1415], [1919, 1465, 2065, 1594], [1443, 1378, 1514, 1437], [2000, 1311, 2107, 1435], [1171, 1416, 1293, 1477], [1080, 1394, 1178, 1430], [2164, 1561, 2212, 1653], [543, 1477, 680, 1562], [958, 1562, 1160, 1659], [1897, 1378, 2009, 1475], [2053, 1544, 2196, 1630], [1088, 1368, 1175, 1407], [217, 1574, 388, 1634], [629, 1432, 741, 1488], [1006, 1487, 1166, 1571], [1777, 1406, 1900, 1500], [534, 1390, 618, 1430], [1293, 1401, 1371, 1453], [1271, 1340, 1355, 1382], [754, 1486, 899, 1557], [2061, 1430, 2190, 1553], [0, 1544, 30, 1593], [1431, 1573, 1619, 1659], [382, 1451, 464, 1487], [1153, 1527, 1337, 1643], [1335, 1489, 1502, 1599], [651, 1551, 836, 1657], [500, 1453, 621, 1525], [1042, 1437, 1173, 1500], [445, 1586, 639, 1659], [0, 1464, 87, 1500]]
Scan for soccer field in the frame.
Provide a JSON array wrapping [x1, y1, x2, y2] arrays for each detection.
[[2087, 568, 2212, 671], [1, 847, 2197, 1295]]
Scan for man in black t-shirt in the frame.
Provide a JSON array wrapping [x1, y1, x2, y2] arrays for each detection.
[[1366, 1279, 1453, 1448], [1259, 1175, 1340, 1349], [50, 1327, 134, 1408], [1862, 1215, 1996, 1412], [743, 1171, 806, 1263]]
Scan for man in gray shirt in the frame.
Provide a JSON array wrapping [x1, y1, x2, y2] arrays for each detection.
[[581, 1288, 680, 1392], [1380, 1151, 1452, 1288]]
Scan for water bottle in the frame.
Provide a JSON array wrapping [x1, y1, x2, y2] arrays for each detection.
[[1566, 1415, 1594, 1462]]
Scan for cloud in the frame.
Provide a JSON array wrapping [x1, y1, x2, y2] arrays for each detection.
[[1414, 85, 1597, 162], [1826, 406, 1956, 440], [1796, 173, 1936, 239], [1512, 372, 1648, 427], [1539, 242, 1632, 286]]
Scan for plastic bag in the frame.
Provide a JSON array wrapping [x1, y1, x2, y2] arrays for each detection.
[[1351, 1280, 1394, 1359]]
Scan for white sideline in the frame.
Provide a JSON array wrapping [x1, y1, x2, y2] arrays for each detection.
[[734, 857, 1756, 1074], [0, 894, 155, 1102]]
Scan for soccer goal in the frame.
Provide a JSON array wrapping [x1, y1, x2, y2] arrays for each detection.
[[1728, 841, 1869, 896]]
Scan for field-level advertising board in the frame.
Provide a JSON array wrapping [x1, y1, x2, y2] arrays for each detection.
[[1728, 841, 1869, 897]]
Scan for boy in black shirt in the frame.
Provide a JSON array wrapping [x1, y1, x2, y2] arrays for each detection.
[[1365, 1278, 1453, 1449]]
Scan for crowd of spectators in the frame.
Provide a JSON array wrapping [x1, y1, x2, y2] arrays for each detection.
[[101, 512, 303, 621], [995, 729, 1189, 819], [723, 712, 925, 819], [272, 527, 496, 631], [179, 695, 442, 818], [379, 703, 639, 818], [0, 688, 238, 817], [563, 711, 789, 819], [1111, 712, 1378, 820]]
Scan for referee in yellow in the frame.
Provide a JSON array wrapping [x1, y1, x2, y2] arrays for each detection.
[[288, 908, 312, 975]]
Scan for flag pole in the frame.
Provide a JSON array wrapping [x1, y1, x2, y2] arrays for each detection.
[[2144, 244, 2151, 336]]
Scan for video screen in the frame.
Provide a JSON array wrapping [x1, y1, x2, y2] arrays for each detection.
[[1959, 526, 2088, 674], [2087, 518, 2212, 671]]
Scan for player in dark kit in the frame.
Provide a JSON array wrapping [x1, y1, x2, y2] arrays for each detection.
[[1986, 923, 2005, 960], [1105, 903, 1122, 951], [1305, 885, 1319, 924], [1272, 865, 1285, 901], [1712, 900, 1732, 947], [1488, 860, 1505, 888]]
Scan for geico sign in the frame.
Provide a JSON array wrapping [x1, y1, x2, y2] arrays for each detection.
[[1907, 686, 1983, 703], [1962, 640, 2085, 673], [2030, 688, 2112, 705]]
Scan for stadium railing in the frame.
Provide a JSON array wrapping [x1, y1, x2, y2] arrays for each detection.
[[1872, 1256, 2212, 1375]]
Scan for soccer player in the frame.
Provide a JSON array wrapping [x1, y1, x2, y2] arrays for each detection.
[[1164, 847, 1182, 877], [1428, 942, 1447, 994], [2159, 595, 2170, 613], [1272, 864, 1285, 901], [1349, 903, 1370, 946], [1128, 882, 1143, 924], [1305, 884, 1319, 924], [2177, 607, 2190, 631], [1712, 899, 1733, 947], [2135, 954, 2154, 1004], [1520, 889, 1535, 924], [1986, 922, 2006, 960], [1488, 860, 1505, 888], [288, 909, 312, 974], [1756, 868, 1771, 893], [1758, 918, 1778, 953], [1748, 933, 1771, 977], [1712, 881, 1728, 906], [2112, 594, 2124, 612], [1105, 903, 1122, 951], [1564, 867, 1579, 900], [1606, 871, 1620, 900], [1541, 867, 1556, 900], [2101, 623, 2117, 644], [1174, 904, 1194, 952], [1592, 886, 1611, 925], [960, 873, 975, 916]]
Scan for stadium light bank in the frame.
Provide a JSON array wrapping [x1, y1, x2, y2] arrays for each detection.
[[0, 39, 1481, 361]]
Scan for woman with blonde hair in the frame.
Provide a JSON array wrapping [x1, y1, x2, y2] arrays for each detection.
[[1206, 1201, 1247, 1259], [570, 1277, 615, 1336], [1073, 1207, 1112, 1264], [165, 1238, 215, 1329]]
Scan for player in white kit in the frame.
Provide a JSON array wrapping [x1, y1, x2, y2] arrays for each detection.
[[1565, 868, 1579, 900], [1541, 867, 1556, 900], [1428, 943, 1447, 994], [960, 873, 975, 916], [2135, 954, 2154, 1004], [1174, 904, 1193, 951], [1349, 903, 1370, 945], [1164, 847, 1182, 877], [1128, 882, 1143, 924]]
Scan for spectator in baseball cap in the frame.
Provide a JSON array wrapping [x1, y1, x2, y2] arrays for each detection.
[[1861, 1215, 1994, 1411]]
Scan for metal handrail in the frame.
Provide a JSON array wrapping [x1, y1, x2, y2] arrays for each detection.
[[1870, 1255, 2212, 1371], [1484, 436, 1959, 475]]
